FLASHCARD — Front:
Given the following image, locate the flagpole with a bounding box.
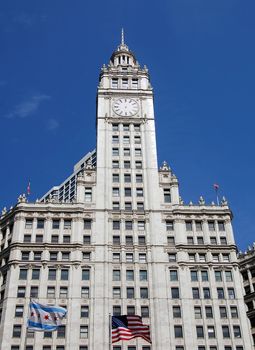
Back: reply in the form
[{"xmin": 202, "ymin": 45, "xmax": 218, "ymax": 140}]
[
  {"xmin": 109, "ymin": 313, "xmax": 112, "ymax": 350},
  {"xmin": 22, "ymin": 299, "xmax": 30, "ymax": 350}
]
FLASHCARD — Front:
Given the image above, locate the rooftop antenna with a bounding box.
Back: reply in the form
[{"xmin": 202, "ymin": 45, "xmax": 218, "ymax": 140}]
[{"xmin": 121, "ymin": 28, "xmax": 125, "ymax": 45}]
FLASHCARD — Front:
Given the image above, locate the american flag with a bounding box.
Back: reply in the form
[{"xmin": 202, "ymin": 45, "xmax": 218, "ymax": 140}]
[{"xmin": 112, "ymin": 315, "xmax": 151, "ymax": 343}]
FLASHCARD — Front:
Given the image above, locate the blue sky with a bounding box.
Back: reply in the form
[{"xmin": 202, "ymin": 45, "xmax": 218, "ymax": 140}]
[{"xmin": 0, "ymin": 0, "xmax": 254, "ymax": 250}]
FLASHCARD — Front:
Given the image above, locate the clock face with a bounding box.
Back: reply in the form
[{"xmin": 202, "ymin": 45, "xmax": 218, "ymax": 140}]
[{"xmin": 113, "ymin": 98, "xmax": 139, "ymax": 117}]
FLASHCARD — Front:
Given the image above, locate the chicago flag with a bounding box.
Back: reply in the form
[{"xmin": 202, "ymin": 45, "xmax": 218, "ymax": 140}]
[{"xmin": 27, "ymin": 301, "xmax": 67, "ymax": 331}]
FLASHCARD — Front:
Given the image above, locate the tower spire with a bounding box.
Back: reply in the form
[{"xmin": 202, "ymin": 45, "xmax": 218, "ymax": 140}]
[{"xmin": 121, "ymin": 28, "xmax": 125, "ymax": 45}]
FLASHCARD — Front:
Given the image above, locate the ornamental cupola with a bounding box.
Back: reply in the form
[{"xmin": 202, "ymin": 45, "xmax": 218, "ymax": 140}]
[{"xmin": 110, "ymin": 29, "xmax": 137, "ymax": 67}]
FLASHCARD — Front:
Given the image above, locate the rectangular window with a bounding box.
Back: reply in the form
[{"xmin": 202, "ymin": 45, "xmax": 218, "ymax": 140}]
[
  {"xmin": 112, "ymin": 188, "xmax": 120, "ymax": 197},
  {"xmin": 63, "ymin": 235, "xmax": 70, "ymax": 243},
  {"xmin": 22, "ymin": 252, "xmax": 29, "ymax": 261},
  {"xmin": 30, "ymin": 286, "xmax": 38, "ymax": 298},
  {"xmin": 113, "ymin": 236, "xmax": 120, "ymax": 246},
  {"xmin": 113, "ymin": 306, "xmax": 121, "ymax": 316},
  {"xmin": 190, "ymin": 270, "xmax": 198, "ymax": 281},
  {"xmin": 112, "ymin": 136, "xmax": 119, "ymax": 144},
  {"xmin": 123, "ymin": 148, "xmax": 130, "ymax": 156},
  {"xmin": 64, "ymin": 219, "xmax": 71, "ymax": 230},
  {"xmin": 215, "ymin": 271, "xmax": 222, "ymax": 282},
  {"xmin": 48, "ymin": 269, "xmax": 56, "ymax": 281},
  {"xmin": 135, "ymin": 161, "xmax": 142, "ymax": 169},
  {"xmin": 113, "ymin": 287, "xmax": 121, "ymax": 299},
  {"xmin": 81, "ymin": 305, "xmax": 89, "ymax": 318},
  {"xmin": 167, "ymin": 236, "xmax": 175, "ymax": 245},
  {"xmin": 218, "ymin": 221, "xmax": 225, "ymax": 231},
  {"xmin": 15, "ymin": 305, "xmax": 24, "ymax": 317},
  {"xmin": 192, "ymin": 288, "xmax": 200, "ymax": 299},
  {"xmin": 124, "ymin": 161, "xmax": 130, "ymax": 169},
  {"xmin": 174, "ymin": 326, "xmax": 183, "ymax": 338},
  {"xmin": 135, "ymin": 148, "xmax": 142, "ymax": 156},
  {"xmin": 125, "ymin": 220, "xmax": 133, "ymax": 230},
  {"xmin": 187, "ymin": 236, "xmax": 194, "ymax": 244},
  {"xmin": 51, "ymin": 235, "xmax": 59, "ymax": 243},
  {"xmin": 52, "ymin": 219, "xmax": 60, "ymax": 229},
  {"xmin": 113, "ymin": 270, "xmax": 121, "ymax": 281},
  {"xmin": 126, "ymin": 270, "xmax": 134, "ymax": 281},
  {"xmin": 208, "ymin": 326, "xmax": 215, "ymax": 338},
  {"xmin": 113, "ymin": 174, "xmax": 119, "ymax": 183},
  {"xmin": 82, "ymin": 269, "xmax": 90, "ymax": 280},
  {"xmin": 62, "ymin": 252, "xmax": 70, "ymax": 261},
  {"xmin": 13, "ymin": 325, "xmax": 22, "ymax": 337},
  {"xmin": 163, "ymin": 189, "xmax": 171, "ymax": 203},
  {"xmin": 81, "ymin": 287, "xmax": 89, "ymax": 299},
  {"xmin": 37, "ymin": 219, "xmax": 44, "ymax": 229},
  {"xmin": 223, "ymin": 254, "xmax": 230, "ymax": 262},
  {"xmin": 138, "ymin": 221, "xmax": 145, "ymax": 230},
  {"xmin": 34, "ymin": 252, "xmax": 41, "ymax": 261},
  {"xmin": 136, "ymin": 174, "xmax": 143, "ymax": 183},
  {"xmin": 19, "ymin": 269, "xmax": 27, "ymax": 280},
  {"xmin": 138, "ymin": 236, "xmax": 146, "ymax": 245},
  {"xmin": 196, "ymin": 326, "xmax": 204, "ymax": 338},
  {"xmin": 139, "ymin": 270, "xmax": 147, "ymax": 281},
  {"xmin": 228, "ymin": 288, "xmax": 235, "ymax": 299},
  {"xmin": 123, "ymin": 136, "xmax": 130, "ymax": 144},
  {"xmin": 126, "ymin": 253, "xmax": 133, "ymax": 262},
  {"xmin": 50, "ymin": 252, "xmax": 58, "ymax": 261},
  {"xmin": 225, "ymin": 271, "xmax": 233, "ymax": 282},
  {"xmin": 83, "ymin": 235, "xmax": 91, "ymax": 244},
  {"xmin": 113, "ymin": 253, "xmax": 121, "ymax": 262},
  {"xmin": 139, "ymin": 253, "xmax": 146, "ymax": 263},
  {"xmin": 230, "ymin": 306, "xmax": 238, "ymax": 318},
  {"xmin": 170, "ymin": 270, "xmax": 178, "ymax": 281},
  {"xmin": 185, "ymin": 221, "xmax": 192, "ymax": 231},
  {"xmin": 134, "ymin": 124, "xmax": 140, "ymax": 131},
  {"xmin": 113, "ymin": 220, "xmax": 120, "ymax": 230},
  {"xmin": 127, "ymin": 306, "xmax": 135, "ymax": 315},
  {"xmin": 220, "ymin": 237, "xmax": 227, "ymax": 245},
  {"xmin": 85, "ymin": 188, "xmax": 92, "ymax": 202},
  {"xmin": 217, "ymin": 288, "xmax": 225, "ymax": 299},
  {"xmin": 141, "ymin": 306, "xmax": 149, "ymax": 318},
  {"xmin": 125, "ymin": 202, "xmax": 132, "ymax": 211},
  {"xmin": 168, "ymin": 253, "xmax": 176, "ymax": 262},
  {"xmin": 57, "ymin": 325, "xmax": 66, "ymax": 338},
  {"xmin": 122, "ymin": 78, "xmax": 128, "ymax": 89},
  {"xmin": 208, "ymin": 221, "xmax": 215, "ymax": 231},
  {"xmin": 140, "ymin": 288, "xmax": 148, "ymax": 299},
  {"xmin": 82, "ymin": 252, "xmax": 91, "ymax": 261},
  {"xmin": 201, "ymin": 270, "xmax": 208, "ymax": 281},
  {"xmin": 47, "ymin": 286, "xmax": 55, "ymax": 298},
  {"xmin": 210, "ymin": 237, "xmax": 217, "ymax": 245},
  {"xmin": 61, "ymin": 269, "xmax": 69, "ymax": 281},
  {"xmin": 112, "ymin": 124, "xmax": 119, "ymax": 132},
  {"xmin": 32, "ymin": 269, "xmax": 40, "ymax": 280},
  {"xmin": 171, "ymin": 287, "xmax": 179, "ymax": 299},
  {"xmin": 205, "ymin": 306, "xmax": 213, "ymax": 318},
  {"xmin": 134, "ymin": 136, "xmax": 141, "ymax": 144},
  {"xmin": 24, "ymin": 234, "xmax": 31, "ymax": 242},
  {"xmin": 136, "ymin": 188, "xmax": 143, "ymax": 197},
  {"xmin": 112, "ymin": 202, "xmax": 120, "ymax": 211},
  {"xmin": 35, "ymin": 235, "xmax": 43, "ymax": 243},
  {"xmin": 197, "ymin": 237, "xmax": 204, "ymax": 244},
  {"xmin": 132, "ymin": 78, "xmax": 138, "ymax": 88},
  {"xmin": 220, "ymin": 306, "xmax": 227, "ymax": 318},
  {"xmin": 173, "ymin": 306, "xmax": 181, "ymax": 318},
  {"xmin": 222, "ymin": 325, "xmax": 230, "ymax": 338},
  {"xmin": 194, "ymin": 306, "xmax": 202, "ymax": 319},
  {"xmin": 127, "ymin": 287, "xmax": 135, "ymax": 299},
  {"xmin": 112, "ymin": 161, "xmax": 119, "ymax": 169},
  {"xmin": 79, "ymin": 325, "xmax": 88, "ymax": 339},
  {"xmin": 124, "ymin": 188, "xmax": 132, "ymax": 197},
  {"xmin": 25, "ymin": 219, "xmax": 33, "ymax": 229},
  {"xmin": 124, "ymin": 174, "xmax": 131, "ymax": 183},
  {"xmin": 195, "ymin": 221, "xmax": 202, "ymax": 231},
  {"xmin": 137, "ymin": 202, "xmax": 144, "ymax": 211},
  {"xmin": 17, "ymin": 286, "xmax": 26, "ymax": 298},
  {"xmin": 112, "ymin": 78, "xmax": 118, "ymax": 88},
  {"xmin": 59, "ymin": 287, "xmax": 68, "ymax": 299},
  {"xmin": 112, "ymin": 148, "xmax": 119, "ymax": 156}
]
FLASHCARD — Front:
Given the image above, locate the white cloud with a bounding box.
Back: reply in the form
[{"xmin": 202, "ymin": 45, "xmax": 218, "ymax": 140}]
[
  {"xmin": 5, "ymin": 94, "xmax": 50, "ymax": 119},
  {"xmin": 46, "ymin": 118, "xmax": 59, "ymax": 131}
]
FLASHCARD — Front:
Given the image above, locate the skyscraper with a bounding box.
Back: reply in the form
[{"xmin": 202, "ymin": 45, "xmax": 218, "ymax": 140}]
[{"xmin": 0, "ymin": 33, "xmax": 253, "ymax": 350}]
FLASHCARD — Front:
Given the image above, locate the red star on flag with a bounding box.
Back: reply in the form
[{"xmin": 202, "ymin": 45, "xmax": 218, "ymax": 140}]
[
  {"xmin": 44, "ymin": 314, "xmax": 49, "ymax": 320},
  {"xmin": 31, "ymin": 312, "xmax": 34, "ymax": 317}
]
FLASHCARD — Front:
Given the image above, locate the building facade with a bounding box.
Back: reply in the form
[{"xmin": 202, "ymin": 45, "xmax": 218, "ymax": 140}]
[
  {"xmin": 0, "ymin": 35, "xmax": 253, "ymax": 350},
  {"xmin": 238, "ymin": 246, "xmax": 255, "ymax": 347}
]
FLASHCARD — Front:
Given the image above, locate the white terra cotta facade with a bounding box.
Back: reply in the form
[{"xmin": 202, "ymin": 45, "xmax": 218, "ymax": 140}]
[{"xmin": 0, "ymin": 35, "xmax": 253, "ymax": 350}]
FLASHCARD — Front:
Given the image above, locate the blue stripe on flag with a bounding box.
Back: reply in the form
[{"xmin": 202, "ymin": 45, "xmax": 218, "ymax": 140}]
[{"xmin": 27, "ymin": 320, "xmax": 58, "ymax": 331}]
